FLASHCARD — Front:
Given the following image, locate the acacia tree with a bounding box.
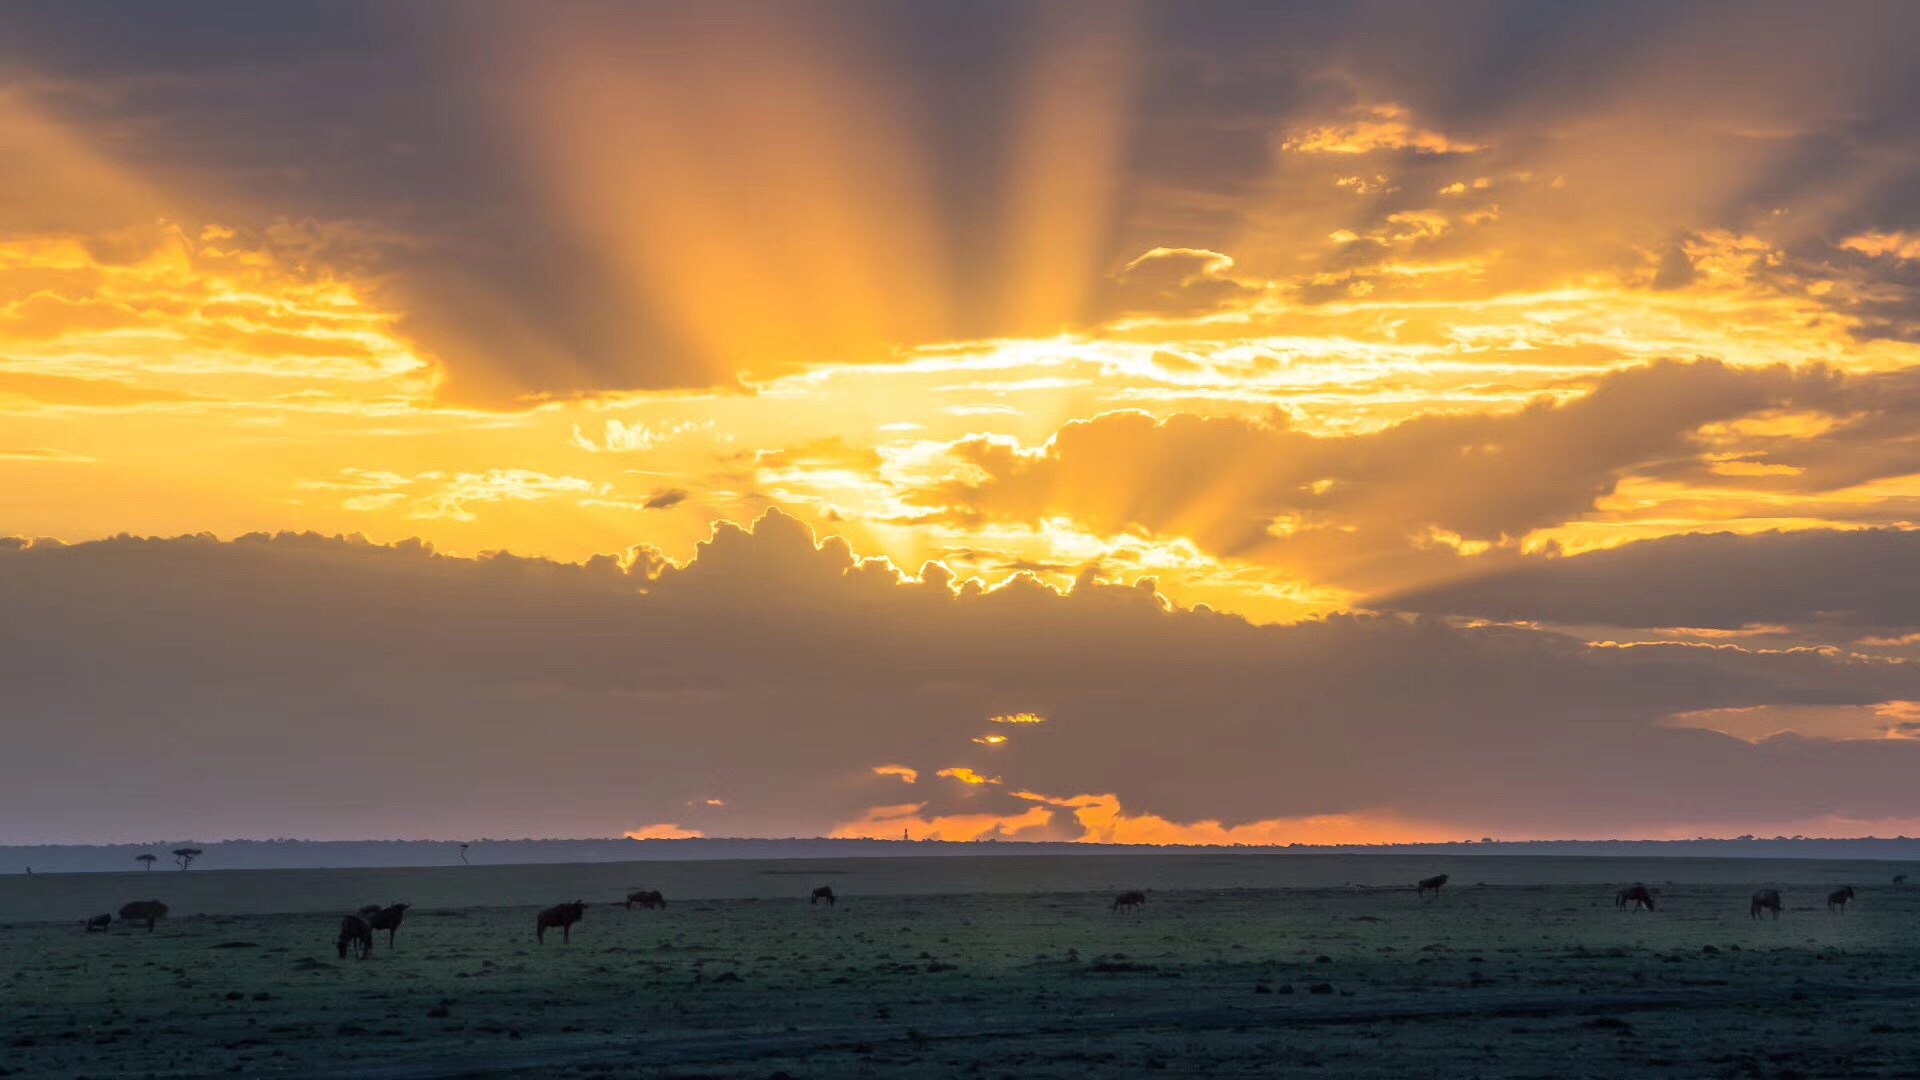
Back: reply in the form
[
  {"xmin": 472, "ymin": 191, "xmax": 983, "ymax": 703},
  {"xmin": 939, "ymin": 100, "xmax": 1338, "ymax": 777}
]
[
  {"xmin": 171, "ymin": 847, "xmax": 203, "ymax": 870},
  {"xmin": 458, "ymin": 843, "xmax": 470, "ymax": 866},
  {"xmin": 136, "ymin": 854, "xmax": 156, "ymax": 871}
]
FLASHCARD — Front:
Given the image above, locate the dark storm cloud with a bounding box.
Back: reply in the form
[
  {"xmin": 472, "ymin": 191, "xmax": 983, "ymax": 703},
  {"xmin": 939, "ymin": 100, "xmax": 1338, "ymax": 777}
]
[
  {"xmin": 1376, "ymin": 528, "xmax": 1920, "ymax": 636},
  {"xmin": 4, "ymin": 512, "xmax": 1920, "ymax": 844}
]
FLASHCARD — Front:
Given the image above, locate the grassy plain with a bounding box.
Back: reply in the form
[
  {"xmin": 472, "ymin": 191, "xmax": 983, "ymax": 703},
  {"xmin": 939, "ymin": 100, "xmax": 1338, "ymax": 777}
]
[{"xmin": 4, "ymin": 854, "xmax": 1918, "ymax": 1078}]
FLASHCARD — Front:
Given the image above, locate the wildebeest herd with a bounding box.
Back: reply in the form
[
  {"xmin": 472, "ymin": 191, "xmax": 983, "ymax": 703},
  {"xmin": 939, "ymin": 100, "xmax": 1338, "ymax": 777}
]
[{"xmin": 80, "ymin": 874, "xmax": 1881, "ymax": 950}]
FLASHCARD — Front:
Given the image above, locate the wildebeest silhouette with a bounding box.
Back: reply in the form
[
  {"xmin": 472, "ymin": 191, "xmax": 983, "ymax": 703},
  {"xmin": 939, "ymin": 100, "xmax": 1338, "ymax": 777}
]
[
  {"xmin": 85, "ymin": 913, "xmax": 111, "ymax": 932},
  {"xmin": 358, "ymin": 902, "xmax": 411, "ymax": 947},
  {"xmin": 337, "ymin": 914, "xmax": 372, "ymax": 959},
  {"xmin": 1750, "ymin": 889, "xmax": 1783, "ymax": 920},
  {"xmin": 1827, "ymin": 886, "xmax": 1856, "ymax": 913},
  {"xmin": 1615, "ymin": 884, "xmax": 1656, "ymax": 911},
  {"xmin": 118, "ymin": 900, "xmax": 168, "ymax": 931},
  {"xmin": 623, "ymin": 889, "xmax": 666, "ymax": 911},
  {"xmin": 811, "ymin": 886, "xmax": 836, "ymax": 906},
  {"xmin": 537, "ymin": 901, "xmax": 587, "ymax": 943},
  {"xmin": 1416, "ymin": 874, "xmax": 1449, "ymax": 900},
  {"xmin": 1896, "ymin": 874, "xmax": 1908, "ymax": 885},
  {"xmin": 1111, "ymin": 890, "xmax": 1147, "ymax": 913}
]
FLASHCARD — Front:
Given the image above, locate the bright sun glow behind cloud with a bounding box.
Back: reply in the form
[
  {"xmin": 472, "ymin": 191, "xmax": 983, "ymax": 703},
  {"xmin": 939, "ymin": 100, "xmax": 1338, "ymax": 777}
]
[{"xmin": 11, "ymin": 3, "xmax": 1920, "ymax": 844}]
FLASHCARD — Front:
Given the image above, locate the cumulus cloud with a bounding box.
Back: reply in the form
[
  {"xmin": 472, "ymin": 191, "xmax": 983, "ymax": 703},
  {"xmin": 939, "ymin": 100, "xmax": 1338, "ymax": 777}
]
[
  {"xmin": 908, "ymin": 359, "xmax": 1853, "ymax": 590},
  {"xmin": 1840, "ymin": 231, "xmax": 1920, "ymax": 261},
  {"xmin": 5, "ymin": 512, "xmax": 1920, "ymax": 844},
  {"xmin": 1281, "ymin": 103, "xmax": 1484, "ymax": 156},
  {"xmin": 1094, "ymin": 248, "xmax": 1261, "ymax": 321}
]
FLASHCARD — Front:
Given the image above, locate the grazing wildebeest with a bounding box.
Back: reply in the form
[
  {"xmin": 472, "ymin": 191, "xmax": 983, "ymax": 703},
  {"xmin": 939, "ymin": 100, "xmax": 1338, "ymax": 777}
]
[
  {"xmin": 358, "ymin": 902, "xmax": 410, "ymax": 947},
  {"xmin": 1827, "ymin": 886, "xmax": 1856, "ymax": 913},
  {"xmin": 1416, "ymin": 874, "xmax": 1449, "ymax": 900},
  {"xmin": 1615, "ymin": 884, "xmax": 1656, "ymax": 911},
  {"xmin": 118, "ymin": 900, "xmax": 168, "ymax": 931},
  {"xmin": 536, "ymin": 901, "xmax": 588, "ymax": 943},
  {"xmin": 85, "ymin": 913, "xmax": 112, "ymax": 932},
  {"xmin": 1111, "ymin": 890, "xmax": 1147, "ymax": 913},
  {"xmin": 623, "ymin": 890, "xmax": 666, "ymax": 911},
  {"xmin": 1750, "ymin": 889, "xmax": 1783, "ymax": 920},
  {"xmin": 337, "ymin": 914, "xmax": 373, "ymax": 959},
  {"xmin": 1896, "ymin": 874, "xmax": 1908, "ymax": 885},
  {"xmin": 810, "ymin": 886, "xmax": 836, "ymax": 907}
]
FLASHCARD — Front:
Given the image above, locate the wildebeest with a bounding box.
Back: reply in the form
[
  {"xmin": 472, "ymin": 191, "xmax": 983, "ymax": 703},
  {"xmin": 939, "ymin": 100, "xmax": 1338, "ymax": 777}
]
[
  {"xmin": 536, "ymin": 901, "xmax": 588, "ymax": 943},
  {"xmin": 623, "ymin": 889, "xmax": 666, "ymax": 911},
  {"xmin": 337, "ymin": 914, "xmax": 373, "ymax": 959},
  {"xmin": 1615, "ymin": 884, "xmax": 1656, "ymax": 911},
  {"xmin": 1111, "ymin": 890, "xmax": 1147, "ymax": 913},
  {"xmin": 1750, "ymin": 889, "xmax": 1783, "ymax": 920},
  {"xmin": 1896, "ymin": 874, "xmax": 1909, "ymax": 885},
  {"xmin": 359, "ymin": 902, "xmax": 411, "ymax": 947},
  {"xmin": 1827, "ymin": 886, "xmax": 1856, "ymax": 913},
  {"xmin": 118, "ymin": 900, "xmax": 168, "ymax": 931},
  {"xmin": 810, "ymin": 886, "xmax": 836, "ymax": 906},
  {"xmin": 1416, "ymin": 874, "xmax": 1449, "ymax": 900},
  {"xmin": 85, "ymin": 913, "xmax": 112, "ymax": 932}
]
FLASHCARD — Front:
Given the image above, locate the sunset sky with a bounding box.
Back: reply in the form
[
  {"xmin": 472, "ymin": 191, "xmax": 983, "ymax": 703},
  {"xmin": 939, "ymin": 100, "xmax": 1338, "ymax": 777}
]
[{"xmin": 9, "ymin": 2, "xmax": 1920, "ymax": 845}]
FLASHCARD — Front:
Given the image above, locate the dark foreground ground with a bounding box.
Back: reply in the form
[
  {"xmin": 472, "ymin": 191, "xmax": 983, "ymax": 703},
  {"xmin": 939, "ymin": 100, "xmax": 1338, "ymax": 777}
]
[{"xmin": 4, "ymin": 855, "xmax": 1918, "ymax": 1078}]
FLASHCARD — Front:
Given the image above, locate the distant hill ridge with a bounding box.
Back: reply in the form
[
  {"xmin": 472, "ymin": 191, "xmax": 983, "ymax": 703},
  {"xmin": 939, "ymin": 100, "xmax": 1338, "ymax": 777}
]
[{"xmin": 7, "ymin": 835, "xmax": 1920, "ymax": 875}]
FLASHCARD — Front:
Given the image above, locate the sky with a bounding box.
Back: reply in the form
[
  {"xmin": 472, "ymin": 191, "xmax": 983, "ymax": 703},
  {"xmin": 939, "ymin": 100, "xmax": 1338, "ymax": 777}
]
[{"xmin": 7, "ymin": 1, "xmax": 1920, "ymax": 844}]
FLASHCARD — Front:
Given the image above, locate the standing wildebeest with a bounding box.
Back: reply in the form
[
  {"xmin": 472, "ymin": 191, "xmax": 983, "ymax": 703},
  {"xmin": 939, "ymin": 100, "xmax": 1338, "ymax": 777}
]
[
  {"xmin": 810, "ymin": 886, "xmax": 837, "ymax": 906},
  {"xmin": 357, "ymin": 902, "xmax": 411, "ymax": 947},
  {"xmin": 536, "ymin": 901, "xmax": 588, "ymax": 943},
  {"xmin": 1827, "ymin": 886, "xmax": 1856, "ymax": 913},
  {"xmin": 1416, "ymin": 874, "xmax": 1449, "ymax": 900},
  {"xmin": 1750, "ymin": 889, "xmax": 1783, "ymax": 920},
  {"xmin": 623, "ymin": 890, "xmax": 666, "ymax": 911},
  {"xmin": 85, "ymin": 913, "xmax": 112, "ymax": 932},
  {"xmin": 1111, "ymin": 890, "xmax": 1147, "ymax": 913},
  {"xmin": 1615, "ymin": 884, "xmax": 1656, "ymax": 911},
  {"xmin": 118, "ymin": 900, "xmax": 168, "ymax": 931},
  {"xmin": 337, "ymin": 914, "xmax": 372, "ymax": 959}
]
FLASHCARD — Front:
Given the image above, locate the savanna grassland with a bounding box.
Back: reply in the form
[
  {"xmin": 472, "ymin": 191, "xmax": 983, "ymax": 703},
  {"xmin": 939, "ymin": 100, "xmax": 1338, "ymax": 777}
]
[{"xmin": 3, "ymin": 855, "xmax": 1918, "ymax": 1078}]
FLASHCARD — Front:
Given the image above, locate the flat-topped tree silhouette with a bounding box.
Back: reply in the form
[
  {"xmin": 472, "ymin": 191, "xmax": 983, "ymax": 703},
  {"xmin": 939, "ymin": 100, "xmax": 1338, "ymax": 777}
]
[
  {"xmin": 136, "ymin": 854, "xmax": 156, "ymax": 871},
  {"xmin": 459, "ymin": 843, "xmax": 470, "ymax": 866},
  {"xmin": 172, "ymin": 847, "xmax": 202, "ymax": 870}
]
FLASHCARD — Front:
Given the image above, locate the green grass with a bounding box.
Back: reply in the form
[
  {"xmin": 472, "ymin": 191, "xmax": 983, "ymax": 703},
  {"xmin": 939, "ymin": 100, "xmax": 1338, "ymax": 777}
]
[{"xmin": 3, "ymin": 856, "xmax": 1917, "ymax": 1077}]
